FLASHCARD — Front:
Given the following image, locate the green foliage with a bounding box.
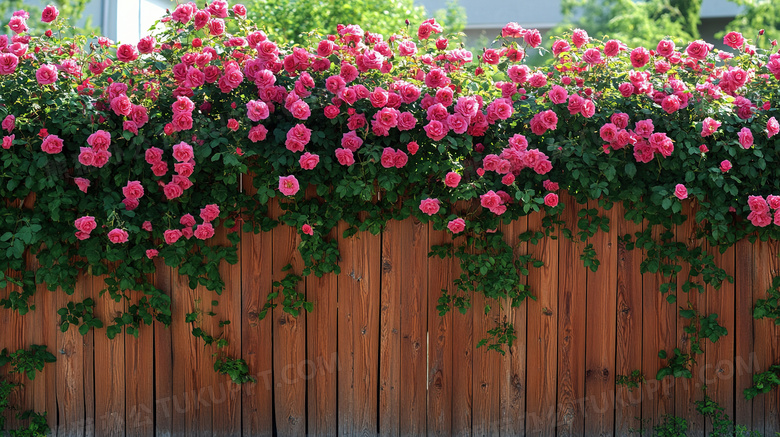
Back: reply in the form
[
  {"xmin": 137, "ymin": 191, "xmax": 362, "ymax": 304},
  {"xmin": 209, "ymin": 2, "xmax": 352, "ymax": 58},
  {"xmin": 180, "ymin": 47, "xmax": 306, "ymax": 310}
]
[
  {"xmin": 476, "ymin": 319, "xmax": 517, "ymax": 355},
  {"xmin": 616, "ymin": 369, "xmax": 646, "ymax": 391},
  {"xmin": 556, "ymin": 0, "xmax": 701, "ymax": 48},
  {"xmin": 213, "ymin": 354, "xmax": 256, "ymax": 385},
  {"xmin": 0, "ymin": 0, "xmax": 97, "ymax": 36},
  {"xmin": 753, "ymin": 274, "xmax": 780, "ymax": 324},
  {"xmin": 744, "ymin": 364, "xmax": 780, "ymax": 400},
  {"xmin": 246, "ymin": 0, "xmax": 428, "ymax": 44},
  {"xmin": 719, "ymin": 0, "xmax": 780, "ymax": 50},
  {"xmin": 57, "ymin": 297, "xmax": 103, "ymax": 335},
  {"xmin": 9, "ymin": 411, "xmax": 51, "ymax": 437},
  {"xmin": 0, "ymin": 346, "xmax": 56, "ymax": 381}
]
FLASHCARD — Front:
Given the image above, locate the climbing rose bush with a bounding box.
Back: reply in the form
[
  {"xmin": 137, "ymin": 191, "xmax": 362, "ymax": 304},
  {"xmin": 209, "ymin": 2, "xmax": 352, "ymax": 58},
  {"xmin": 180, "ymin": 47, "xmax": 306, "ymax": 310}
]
[{"xmin": 2, "ymin": 1, "xmax": 780, "ymax": 346}]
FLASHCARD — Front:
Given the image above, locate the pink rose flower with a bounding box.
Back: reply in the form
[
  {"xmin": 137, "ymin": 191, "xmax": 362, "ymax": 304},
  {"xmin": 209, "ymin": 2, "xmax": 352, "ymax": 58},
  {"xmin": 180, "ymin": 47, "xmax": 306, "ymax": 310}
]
[
  {"xmin": 74, "ymin": 216, "xmax": 97, "ymax": 233},
  {"xmin": 2, "ymin": 135, "xmax": 13, "ymax": 149},
  {"xmin": 1, "ymin": 115, "xmax": 15, "ymax": 132},
  {"xmin": 142, "ymin": 221, "xmax": 153, "ymax": 232},
  {"xmin": 380, "ymin": 148, "xmax": 396, "ymax": 168},
  {"xmin": 116, "ymin": 44, "xmax": 139, "ymax": 62},
  {"xmin": 701, "ymin": 117, "xmax": 721, "ymax": 137},
  {"xmin": 164, "ymin": 229, "xmax": 183, "ymax": 244},
  {"xmin": 279, "ymin": 175, "xmax": 300, "ymax": 196},
  {"xmin": 248, "ymin": 125, "xmax": 268, "ymax": 143},
  {"xmin": 194, "ymin": 223, "xmax": 215, "ymax": 240},
  {"xmin": 630, "ymin": 47, "xmax": 650, "ymax": 68},
  {"xmin": 723, "ymin": 31, "xmax": 744, "ymax": 49},
  {"xmin": 246, "ymin": 100, "xmax": 269, "ymax": 121},
  {"xmin": 444, "ymin": 172, "xmax": 461, "ymax": 188},
  {"xmin": 0, "ymin": 53, "xmax": 19, "ymax": 75},
  {"xmin": 720, "ymin": 160, "xmax": 732, "ymax": 172},
  {"xmin": 738, "ymin": 127, "xmax": 753, "ymax": 149},
  {"xmin": 424, "ymin": 120, "xmax": 448, "ymax": 141},
  {"xmin": 447, "ymin": 218, "xmax": 466, "ymax": 234},
  {"xmin": 172, "ymin": 142, "xmax": 194, "ymax": 162},
  {"xmin": 180, "ymin": 214, "xmax": 196, "ymax": 228},
  {"xmin": 41, "ymin": 134, "xmax": 63, "ymax": 154},
  {"xmin": 108, "ymin": 228, "xmax": 129, "ymax": 244},
  {"xmin": 302, "ymin": 224, "xmax": 314, "ymax": 236},
  {"xmin": 299, "ymin": 152, "xmax": 320, "ymax": 170},
  {"xmin": 394, "ymin": 150, "xmax": 408, "ymax": 168},
  {"xmin": 227, "ymin": 118, "xmax": 239, "ymax": 131},
  {"xmin": 767, "ymin": 117, "xmax": 779, "ymax": 138},
  {"xmin": 634, "ymin": 119, "xmax": 655, "ymax": 138},
  {"xmin": 544, "ymin": 193, "xmax": 559, "ymax": 207},
  {"xmin": 549, "ymin": 85, "xmax": 568, "ymax": 104},
  {"xmin": 748, "ymin": 195, "xmax": 769, "ymax": 214},
  {"xmin": 768, "ymin": 195, "xmax": 780, "ymax": 210},
  {"xmin": 145, "ymin": 147, "xmax": 163, "ymax": 164},
  {"xmin": 524, "ymin": 29, "xmax": 542, "ymax": 48},
  {"xmin": 36, "ymin": 64, "xmax": 58, "ymax": 85},
  {"xmin": 208, "ymin": 19, "xmax": 225, "ymax": 36},
  {"xmin": 146, "ymin": 249, "xmax": 159, "ymax": 259},
  {"xmin": 407, "ymin": 141, "xmax": 419, "ymax": 155},
  {"xmin": 200, "ymin": 204, "xmax": 220, "ymax": 222},
  {"xmin": 163, "ymin": 182, "xmax": 184, "ymax": 200},
  {"xmin": 748, "ymin": 211, "xmax": 771, "ymax": 227},
  {"xmin": 122, "ymin": 181, "xmax": 145, "ymax": 200},
  {"xmin": 674, "ymin": 184, "xmax": 688, "ymax": 200},
  {"xmin": 137, "ymin": 36, "xmax": 155, "ymax": 54},
  {"xmin": 74, "ymin": 177, "xmax": 90, "ymax": 193},
  {"xmin": 419, "ymin": 198, "xmax": 441, "ymax": 216},
  {"xmin": 335, "ymin": 148, "xmax": 355, "ymax": 166},
  {"xmin": 41, "ymin": 5, "xmax": 59, "ymax": 22},
  {"xmin": 87, "ymin": 130, "xmax": 111, "ymax": 150},
  {"xmin": 8, "ymin": 16, "xmax": 28, "ymax": 34},
  {"xmin": 685, "ymin": 40, "xmax": 710, "ymax": 60}
]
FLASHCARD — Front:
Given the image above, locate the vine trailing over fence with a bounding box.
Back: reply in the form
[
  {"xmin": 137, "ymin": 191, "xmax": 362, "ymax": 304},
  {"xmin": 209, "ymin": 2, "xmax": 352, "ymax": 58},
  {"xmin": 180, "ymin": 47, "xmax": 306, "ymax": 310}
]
[{"xmin": 2, "ymin": 1, "xmax": 780, "ymax": 390}]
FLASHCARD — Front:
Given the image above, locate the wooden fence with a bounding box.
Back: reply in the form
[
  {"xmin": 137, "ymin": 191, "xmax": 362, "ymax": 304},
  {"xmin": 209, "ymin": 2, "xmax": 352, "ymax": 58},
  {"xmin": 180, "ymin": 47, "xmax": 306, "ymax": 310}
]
[{"xmin": 1, "ymin": 194, "xmax": 779, "ymax": 436}]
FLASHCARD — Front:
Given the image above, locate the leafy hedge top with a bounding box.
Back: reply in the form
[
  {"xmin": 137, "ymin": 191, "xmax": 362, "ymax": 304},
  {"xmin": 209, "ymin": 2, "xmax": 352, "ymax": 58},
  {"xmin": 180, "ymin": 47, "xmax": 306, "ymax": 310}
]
[{"xmin": 1, "ymin": 1, "xmax": 779, "ymax": 315}]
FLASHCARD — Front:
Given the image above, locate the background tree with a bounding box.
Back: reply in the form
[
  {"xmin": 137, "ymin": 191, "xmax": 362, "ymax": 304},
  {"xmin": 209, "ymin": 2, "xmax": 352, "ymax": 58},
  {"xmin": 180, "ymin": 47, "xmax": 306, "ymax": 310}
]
[
  {"xmin": 1, "ymin": 0, "xmax": 98, "ymax": 36},
  {"xmin": 717, "ymin": 0, "xmax": 780, "ymax": 49},
  {"xmin": 246, "ymin": 0, "xmax": 428, "ymax": 43},
  {"xmin": 553, "ymin": 0, "xmax": 702, "ymax": 48}
]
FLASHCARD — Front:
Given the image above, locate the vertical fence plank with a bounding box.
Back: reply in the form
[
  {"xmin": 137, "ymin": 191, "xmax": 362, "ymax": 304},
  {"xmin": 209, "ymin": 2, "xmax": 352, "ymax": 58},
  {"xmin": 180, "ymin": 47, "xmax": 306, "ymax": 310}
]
[
  {"xmin": 92, "ymin": 274, "xmax": 125, "ymax": 437},
  {"xmin": 152, "ymin": 260, "xmax": 173, "ymax": 437},
  {"xmin": 306, "ymin": 225, "xmax": 339, "ymax": 436},
  {"xmin": 734, "ymin": 237, "xmax": 754, "ymax": 428},
  {"xmin": 400, "ymin": 218, "xmax": 428, "ymax": 435},
  {"xmin": 557, "ymin": 193, "xmax": 587, "ymax": 437},
  {"xmin": 169, "ymin": 269, "xmax": 198, "ymax": 436},
  {"xmin": 583, "ymin": 200, "xmax": 618, "ymax": 436},
  {"xmin": 337, "ymin": 221, "xmax": 355, "ymax": 437},
  {"xmin": 379, "ymin": 220, "xmax": 401, "ymax": 437},
  {"xmin": 125, "ymin": 285, "xmax": 155, "ymax": 437},
  {"xmin": 212, "ymin": 226, "xmax": 243, "ymax": 437},
  {"xmin": 642, "ymin": 223, "xmax": 676, "ymax": 428},
  {"xmin": 240, "ymin": 175, "xmax": 274, "ymax": 437},
  {"xmin": 754, "ymin": 239, "xmax": 780, "ymax": 435},
  {"xmin": 427, "ymin": 225, "xmax": 454, "ymax": 436},
  {"xmin": 338, "ymin": 222, "xmax": 380, "ymax": 435},
  {"xmin": 1, "ymin": 263, "xmax": 29, "ymax": 430},
  {"xmin": 705, "ymin": 242, "xmax": 735, "ymax": 434},
  {"xmin": 526, "ymin": 210, "xmax": 558, "ymax": 436},
  {"xmin": 615, "ymin": 203, "xmax": 643, "ymax": 435},
  {"xmin": 674, "ymin": 202, "xmax": 704, "ymax": 435},
  {"xmin": 499, "ymin": 216, "xmax": 527, "ymax": 435},
  {"xmin": 56, "ymin": 274, "xmax": 86, "ymax": 437},
  {"xmin": 451, "ymin": 242, "xmax": 473, "ymax": 437},
  {"xmin": 271, "ymin": 200, "xmax": 306, "ymax": 437}
]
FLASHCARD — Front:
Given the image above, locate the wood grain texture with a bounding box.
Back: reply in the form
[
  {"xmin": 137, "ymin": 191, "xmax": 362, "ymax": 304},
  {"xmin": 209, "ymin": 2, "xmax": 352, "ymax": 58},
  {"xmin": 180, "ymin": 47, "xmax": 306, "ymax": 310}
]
[
  {"xmin": 499, "ymin": 216, "xmax": 527, "ymax": 436},
  {"xmin": 306, "ymin": 225, "xmax": 339, "ymax": 436},
  {"xmin": 338, "ymin": 221, "xmax": 381, "ymax": 436},
  {"xmin": 152, "ymin": 259, "xmax": 173, "ymax": 437},
  {"xmin": 92, "ymin": 273, "xmax": 126, "ymax": 437},
  {"xmin": 734, "ymin": 238, "xmax": 754, "ymax": 429},
  {"xmin": 271, "ymin": 200, "xmax": 306, "ymax": 437},
  {"xmin": 427, "ymin": 226, "xmax": 454, "ymax": 437},
  {"xmin": 240, "ymin": 174, "xmax": 274, "ymax": 437},
  {"xmin": 556, "ymin": 194, "xmax": 588, "ymax": 437},
  {"xmin": 212, "ymin": 226, "xmax": 243, "ymax": 437},
  {"xmin": 674, "ymin": 202, "xmax": 704, "ymax": 436},
  {"xmin": 526, "ymin": 210, "xmax": 558, "ymax": 436},
  {"xmin": 615, "ymin": 203, "xmax": 643, "ymax": 435},
  {"xmin": 379, "ymin": 220, "xmax": 401, "ymax": 437},
  {"xmin": 641, "ymin": 223, "xmax": 676, "ymax": 428},
  {"xmin": 583, "ymin": 200, "xmax": 618, "ymax": 437}
]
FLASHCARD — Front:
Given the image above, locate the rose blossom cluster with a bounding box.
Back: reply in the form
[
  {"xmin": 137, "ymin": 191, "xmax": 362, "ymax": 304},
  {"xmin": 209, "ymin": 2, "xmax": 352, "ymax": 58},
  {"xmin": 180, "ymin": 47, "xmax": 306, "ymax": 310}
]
[
  {"xmin": 746, "ymin": 195, "xmax": 780, "ymax": 227},
  {"xmin": 78, "ymin": 130, "xmax": 112, "ymax": 168}
]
